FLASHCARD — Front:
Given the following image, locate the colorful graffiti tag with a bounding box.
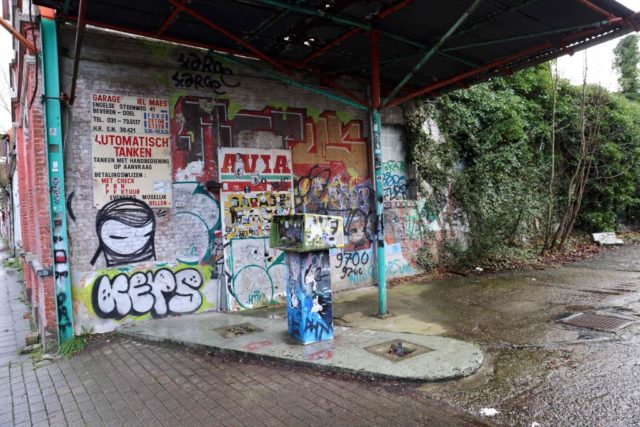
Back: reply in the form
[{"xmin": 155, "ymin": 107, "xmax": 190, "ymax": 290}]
[
  {"xmin": 286, "ymin": 251, "xmax": 333, "ymax": 344},
  {"xmin": 90, "ymin": 265, "xmax": 210, "ymax": 319},
  {"xmin": 170, "ymin": 96, "xmax": 374, "ymax": 299}
]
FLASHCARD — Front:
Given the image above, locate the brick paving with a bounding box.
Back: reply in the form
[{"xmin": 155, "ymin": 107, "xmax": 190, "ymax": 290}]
[
  {"xmin": 1, "ymin": 263, "xmax": 488, "ymax": 427},
  {"xmin": 0, "ymin": 264, "xmax": 31, "ymax": 368}
]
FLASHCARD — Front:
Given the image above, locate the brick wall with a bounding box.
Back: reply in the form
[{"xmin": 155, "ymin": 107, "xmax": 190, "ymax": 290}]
[{"xmin": 16, "ymin": 57, "xmax": 58, "ymax": 348}]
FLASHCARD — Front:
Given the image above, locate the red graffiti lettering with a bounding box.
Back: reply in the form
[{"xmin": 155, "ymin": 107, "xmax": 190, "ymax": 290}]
[
  {"xmin": 306, "ymin": 349, "xmax": 333, "ymax": 361},
  {"xmin": 245, "ymin": 341, "xmax": 273, "ymax": 351}
]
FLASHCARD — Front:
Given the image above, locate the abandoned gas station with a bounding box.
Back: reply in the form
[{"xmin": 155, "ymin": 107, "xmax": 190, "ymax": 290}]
[{"xmin": 2, "ymin": 0, "xmax": 639, "ymax": 349}]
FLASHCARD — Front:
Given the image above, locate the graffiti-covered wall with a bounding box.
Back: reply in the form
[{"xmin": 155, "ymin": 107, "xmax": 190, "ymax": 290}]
[
  {"xmin": 380, "ymin": 122, "xmax": 468, "ymax": 275},
  {"xmin": 59, "ymin": 27, "xmax": 375, "ymax": 332}
]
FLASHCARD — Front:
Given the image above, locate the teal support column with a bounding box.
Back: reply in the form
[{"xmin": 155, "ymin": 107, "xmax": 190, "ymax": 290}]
[
  {"xmin": 40, "ymin": 16, "xmax": 74, "ymax": 343},
  {"xmin": 371, "ymin": 109, "xmax": 387, "ymax": 316},
  {"xmin": 369, "ymin": 29, "xmax": 387, "ymax": 317}
]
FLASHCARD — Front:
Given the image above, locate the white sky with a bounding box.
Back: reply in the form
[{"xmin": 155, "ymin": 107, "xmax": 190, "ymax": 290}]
[
  {"xmin": 1, "ymin": 1, "xmax": 640, "ymax": 131},
  {"xmin": 557, "ymin": 0, "xmax": 640, "ymax": 90}
]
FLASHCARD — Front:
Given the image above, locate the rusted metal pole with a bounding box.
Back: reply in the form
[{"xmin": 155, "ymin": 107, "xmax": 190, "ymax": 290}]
[
  {"xmin": 0, "ymin": 18, "xmax": 36, "ymax": 54},
  {"xmin": 68, "ymin": 0, "xmax": 86, "ymax": 105},
  {"xmin": 166, "ymin": 0, "xmax": 291, "ymax": 75}
]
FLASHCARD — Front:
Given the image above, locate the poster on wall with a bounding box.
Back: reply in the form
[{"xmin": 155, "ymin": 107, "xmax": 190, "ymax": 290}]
[
  {"xmin": 91, "ymin": 93, "xmax": 172, "ymax": 208},
  {"xmin": 218, "ymin": 147, "xmax": 294, "ymax": 242},
  {"xmin": 218, "ymin": 147, "xmax": 294, "ymax": 310}
]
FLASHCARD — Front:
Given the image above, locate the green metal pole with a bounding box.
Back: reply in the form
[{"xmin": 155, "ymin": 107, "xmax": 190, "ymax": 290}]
[
  {"xmin": 370, "ymin": 30, "xmax": 387, "ymax": 317},
  {"xmin": 40, "ymin": 16, "xmax": 74, "ymax": 344},
  {"xmin": 372, "ymin": 109, "xmax": 387, "ymax": 316}
]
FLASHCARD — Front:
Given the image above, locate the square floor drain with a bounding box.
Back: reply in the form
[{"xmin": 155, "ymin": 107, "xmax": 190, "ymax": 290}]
[
  {"xmin": 215, "ymin": 323, "xmax": 262, "ymax": 338},
  {"xmin": 559, "ymin": 313, "xmax": 634, "ymax": 332},
  {"xmin": 364, "ymin": 339, "xmax": 432, "ymax": 362}
]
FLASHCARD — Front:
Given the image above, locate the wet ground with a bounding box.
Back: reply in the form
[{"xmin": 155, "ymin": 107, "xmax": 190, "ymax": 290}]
[
  {"xmin": 0, "ymin": 257, "xmax": 488, "ymax": 426},
  {"xmin": 7, "ymin": 244, "xmax": 640, "ymax": 425},
  {"xmin": 252, "ymin": 245, "xmax": 640, "ymax": 426}
]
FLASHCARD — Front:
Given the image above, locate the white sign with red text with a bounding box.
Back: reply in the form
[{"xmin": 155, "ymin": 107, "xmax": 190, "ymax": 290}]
[{"xmin": 91, "ymin": 93, "xmax": 172, "ymax": 208}]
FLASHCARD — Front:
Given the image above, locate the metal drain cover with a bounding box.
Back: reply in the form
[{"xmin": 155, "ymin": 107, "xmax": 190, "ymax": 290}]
[
  {"xmin": 364, "ymin": 339, "xmax": 432, "ymax": 362},
  {"xmin": 559, "ymin": 313, "xmax": 634, "ymax": 332},
  {"xmin": 215, "ymin": 323, "xmax": 262, "ymax": 338}
]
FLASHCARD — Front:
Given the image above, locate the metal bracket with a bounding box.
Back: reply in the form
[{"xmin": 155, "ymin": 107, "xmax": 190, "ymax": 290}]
[{"xmin": 37, "ymin": 268, "xmax": 53, "ymax": 278}]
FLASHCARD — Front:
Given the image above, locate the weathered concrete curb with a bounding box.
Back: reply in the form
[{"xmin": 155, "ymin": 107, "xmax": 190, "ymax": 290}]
[{"xmin": 118, "ymin": 312, "xmax": 483, "ymax": 382}]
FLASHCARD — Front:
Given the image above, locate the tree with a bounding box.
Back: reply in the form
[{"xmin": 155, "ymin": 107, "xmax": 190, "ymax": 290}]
[{"xmin": 613, "ymin": 34, "xmax": 640, "ymax": 99}]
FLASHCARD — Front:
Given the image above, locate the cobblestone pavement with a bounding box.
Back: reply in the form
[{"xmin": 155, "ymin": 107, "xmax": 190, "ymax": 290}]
[{"xmin": 0, "ymin": 266, "xmax": 488, "ymax": 427}]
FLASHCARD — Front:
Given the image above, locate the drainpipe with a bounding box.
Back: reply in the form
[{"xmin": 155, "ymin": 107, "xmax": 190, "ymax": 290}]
[
  {"xmin": 370, "ymin": 30, "xmax": 387, "ymax": 317},
  {"xmin": 0, "ymin": 18, "xmax": 36, "ymax": 54},
  {"xmin": 40, "ymin": 10, "xmax": 74, "ymax": 344}
]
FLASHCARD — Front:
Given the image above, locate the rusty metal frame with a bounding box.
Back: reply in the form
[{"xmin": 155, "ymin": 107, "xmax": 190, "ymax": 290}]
[
  {"xmin": 381, "ymin": 0, "xmax": 484, "ymax": 107},
  {"xmin": 157, "ymin": 0, "xmax": 187, "ymax": 35},
  {"xmin": 297, "ymin": 0, "xmax": 414, "ymax": 67},
  {"xmin": 55, "ymin": 0, "xmax": 637, "ymax": 110},
  {"xmin": 67, "ymin": 0, "xmax": 86, "ymax": 104},
  {"xmin": 165, "ymin": 0, "xmax": 291, "ymax": 74},
  {"xmin": 385, "ymin": 15, "xmax": 632, "ymax": 108},
  {"xmin": 0, "ymin": 17, "xmax": 36, "ymax": 53}
]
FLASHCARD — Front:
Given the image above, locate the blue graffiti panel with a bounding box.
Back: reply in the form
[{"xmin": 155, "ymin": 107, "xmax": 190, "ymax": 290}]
[{"xmin": 286, "ymin": 251, "xmax": 333, "ymax": 344}]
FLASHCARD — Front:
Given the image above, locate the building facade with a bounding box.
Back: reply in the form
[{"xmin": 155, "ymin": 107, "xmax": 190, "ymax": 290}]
[{"xmin": 6, "ymin": 5, "xmax": 450, "ymax": 348}]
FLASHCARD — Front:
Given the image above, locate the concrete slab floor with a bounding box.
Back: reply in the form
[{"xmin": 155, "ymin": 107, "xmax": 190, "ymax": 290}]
[
  {"xmin": 0, "ymin": 250, "xmax": 489, "ymax": 426},
  {"xmin": 240, "ymin": 245, "xmax": 640, "ymax": 425},
  {"xmin": 118, "ymin": 312, "xmax": 484, "ymax": 382}
]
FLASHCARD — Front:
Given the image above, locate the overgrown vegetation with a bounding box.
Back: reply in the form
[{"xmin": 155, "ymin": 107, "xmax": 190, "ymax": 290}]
[
  {"xmin": 58, "ymin": 336, "xmax": 87, "ymax": 358},
  {"xmin": 403, "ymin": 42, "xmax": 640, "ymax": 268},
  {"xmin": 3, "ymin": 257, "xmax": 22, "ymax": 270}
]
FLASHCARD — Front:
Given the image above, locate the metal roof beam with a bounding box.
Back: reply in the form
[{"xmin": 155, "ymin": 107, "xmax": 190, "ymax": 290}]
[
  {"xmin": 382, "ymin": 0, "xmax": 484, "ymax": 107},
  {"xmin": 386, "ymin": 17, "xmax": 629, "ymax": 108},
  {"xmin": 323, "ymin": 0, "xmax": 542, "ymax": 75},
  {"xmin": 59, "ymin": 14, "xmax": 272, "ymax": 63},
  {"xmin": 454, "ymin": 0, "xmax": 542, "ymax": 38},
  {"xmin": 158, "ymin": 0, "xmax": 187, "ymax": 35},
  {"xmin": 207, "ymin": 49, "xmax": 368, "ymax": 111},
  {"xmin": 165, "ymin": 0, "xmax": 291, "ymax": 75},
  {"xmin": 443, "ymin": 19, "xmax": 611, "ymax": 52},
  {"xmin": 574, "ymin": 0, "xmax": 616, "ymax": 19},
  {"xmin": 67, "ymin": 0, "xmax": 86, "ymax": 104},
  {"xmin": 330, "ymin": 49, "xmax": 480, "ymax": 77},
  {"xmin": 298, "ymin": 0, "xmax": 414, "ymax": 67},
  {"xmin": 251, "ymin": 0, "xmax": 481, "ymax": 75},
  {"xmin": 241, "ymin": 9, "xmax": 291, "ymax": 44},
  {"xmin": 248, "ymin": 0, "xmax": 371, "ymax": 30}
]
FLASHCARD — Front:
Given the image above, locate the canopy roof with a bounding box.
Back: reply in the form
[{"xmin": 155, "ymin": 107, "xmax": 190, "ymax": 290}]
[{"xmin": 34, "ymin": 0, "xmax": 640, "ymax": 108}]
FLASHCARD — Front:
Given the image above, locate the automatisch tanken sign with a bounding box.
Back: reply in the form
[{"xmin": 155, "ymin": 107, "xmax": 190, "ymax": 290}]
[{"xmin": 91, "ymin": 93, "xmax": 172, "ymax": 208}]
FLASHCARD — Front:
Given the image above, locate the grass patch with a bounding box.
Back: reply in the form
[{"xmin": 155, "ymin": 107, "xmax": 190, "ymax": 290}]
[
  {"xmin": 3, "ymin": 257, "xmax": 22, "ymax": 270},
  {"xmin": 29, "ymin": 345, "xmax": 44, "ymax": 363},
  {"xmin": 58, "ymin": 336, "xmax": 87, "ymax": 359}
]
